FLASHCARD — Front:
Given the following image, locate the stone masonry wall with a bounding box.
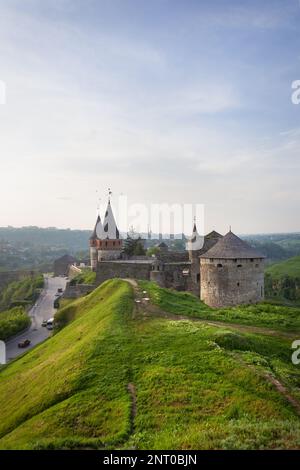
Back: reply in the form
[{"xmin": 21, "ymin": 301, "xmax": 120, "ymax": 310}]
[
  {"xmin": 63, "ymin": 283, "xmax": 95, "ymax": 299},
  {"xmin": 96, "ymin": 261, "xmax": 152, "ymax": 285},
  {"xmin": 200, "ymin": 258, "xmax": 264, "ymax": 307}
]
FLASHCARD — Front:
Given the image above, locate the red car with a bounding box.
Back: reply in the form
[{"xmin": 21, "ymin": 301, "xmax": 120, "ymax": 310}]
[{"xmin": 18, "ymin": 339, "xmax": 31, "ymax": 348}]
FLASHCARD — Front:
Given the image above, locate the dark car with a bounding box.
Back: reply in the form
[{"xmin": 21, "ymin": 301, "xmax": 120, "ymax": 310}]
[
  {"xmin": 57, "ymin": 288, "xmax": 63, "ymax": 293},
  {"xmin": 18, "ymin": 339, "xmax": 31, "ymax": 348},
  {"xmin": 54, "ymin": 296, "xmax": 61, "ymax": 309}
]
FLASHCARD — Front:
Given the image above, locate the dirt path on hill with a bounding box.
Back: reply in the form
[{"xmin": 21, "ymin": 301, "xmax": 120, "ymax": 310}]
[
  {"xmin": 124, "ymin": 278, "xmax": 300, "ymax": 416},
  {"xmin": 127, "ymin": 382, "xmax": 137, "ymax": 430}
]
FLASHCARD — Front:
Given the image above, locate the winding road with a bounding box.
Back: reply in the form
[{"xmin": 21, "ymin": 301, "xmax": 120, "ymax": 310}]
[{"xmin": 5, "ymin": 275, "xmax": 67, "ymax": 362}]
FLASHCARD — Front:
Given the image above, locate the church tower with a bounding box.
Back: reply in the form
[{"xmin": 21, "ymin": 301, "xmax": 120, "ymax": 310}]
[{"xmin": 97, "ymin": 198, "xmax": 123, "ymax": 261}]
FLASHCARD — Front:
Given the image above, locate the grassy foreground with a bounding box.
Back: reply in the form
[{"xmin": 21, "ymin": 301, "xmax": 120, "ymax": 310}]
[{"xmin": 0, "ymin": 279, "xmax": 300, "ymax": 449}]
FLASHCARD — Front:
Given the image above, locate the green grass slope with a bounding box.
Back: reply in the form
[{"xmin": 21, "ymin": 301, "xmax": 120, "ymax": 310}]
[
  {"xmin": 139, "ymin": 280, "xmax": 300, "ymax": 332},
  {"xmin": 266, "ymin": 256, "xmax": 300, "ymax": 279},
  {"xmin": 69, "ymin": 269, "xmax": 96, "ymax": 286},
  {"xmin": 0, "ymin": 279, "xmax": 300, "ymax": 449},
  {"xmin": 265, "ymin": 256, "xmax": 300, "ymax": 303},
  {"xmin": 0, "ymin": 280, "xmax": 134, "ymax": 449}
]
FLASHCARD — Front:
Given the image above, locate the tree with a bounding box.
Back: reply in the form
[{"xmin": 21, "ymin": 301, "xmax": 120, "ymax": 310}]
[
  {"xmin": 147, "ymin": 246, "xmax": 160, "ymax": 257},
  {"xmin": 124, "ymin": 236, "xmax": 146, "ymax": 256}
]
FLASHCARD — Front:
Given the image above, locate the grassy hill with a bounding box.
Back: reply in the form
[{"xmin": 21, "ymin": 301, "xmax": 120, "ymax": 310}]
[
  {"xmin": 267, "ymin": 256, "xmax": 300, "ymax": 279},
  {"xmin": 0, "ymin": 279, "xmax": 300, "ymax": 449},
  {"xmin": 139, "ymin": 280, "xmax": 300, "ymax": 331},
  {"xmin": 69, "ymin": 269, "xmax": 96, "ymax": 286},
  {"xmin": 265, "ymin": 256, "xmax": 300, "ymax": 302}
]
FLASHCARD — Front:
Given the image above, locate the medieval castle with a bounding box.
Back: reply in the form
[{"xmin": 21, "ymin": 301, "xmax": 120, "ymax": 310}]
[{"xmin": 90, "ymin": 198, "xmax": 265, "ymax": 308}]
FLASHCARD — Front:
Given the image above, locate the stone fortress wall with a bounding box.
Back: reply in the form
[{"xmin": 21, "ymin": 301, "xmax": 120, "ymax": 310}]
[{"xmin": 200, "ymin": 257, "xmax": 265, "ymax": 307}]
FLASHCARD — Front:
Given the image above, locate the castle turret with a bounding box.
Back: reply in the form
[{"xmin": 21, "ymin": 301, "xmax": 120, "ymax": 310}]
[
  {"xmin": 187, "ymin": 223, "xmax": 223, "ymax": 294},
  {"xmin": 187, "ymin": 221, "xmax": 204, "ymax": 260},
  {"xmin": 90, "ymin": 214, "xmax": 102, "ymax": 270},
  {"xmin": 97, "ymin": 199, "xmax": 123, "ymax": 261},
  {"xmin": 200, "ymin": 230, "xmax": 265, "ymax": 307}
]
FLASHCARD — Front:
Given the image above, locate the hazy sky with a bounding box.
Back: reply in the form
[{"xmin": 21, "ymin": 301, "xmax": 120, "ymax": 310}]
[{"xmin": 0, "ymin": 0, "xmax": 300, "ymax": 234}]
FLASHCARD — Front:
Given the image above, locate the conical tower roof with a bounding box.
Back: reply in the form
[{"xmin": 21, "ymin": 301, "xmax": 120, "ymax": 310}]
[
  {"xmin": 102, "ymin": 199, "xmax": 120, "ymax": 239},
  {"xmin": 186, "ymin": 221, "xmax": 204, "ymax": 251},
  {"xmin": 90, "ymin": 214, "xmax": 103, "ymax": 240},
  {"xmin": 200, "ymin": 231, "xmax": 265, "ymax": 259},
  {"xmin": 205, "ymin": 230, "xmax": 223, "ymax": 239}
]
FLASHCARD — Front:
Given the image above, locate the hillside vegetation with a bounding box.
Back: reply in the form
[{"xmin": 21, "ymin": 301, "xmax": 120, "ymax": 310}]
[
  {"xmin": 267, "ymin": 256, "xmax": 300, "ymax": 279},
  {"xmin": 265, "ymin": 256, "xmax": 300, "ymax": 302},
  {"xmin": 0, "ymin": 307, "xmax": 31, "ymax": 341},
  {"xmin": 139, "ymin": 281, "xmax": 300, "ymax": 332},
  {"xmin": 0, "ymin": 279, "xmax": 300, "ymax": 449},
  {"xmin": 0, "ymin": 274, "xmax": 44, "ymax": 340},
  {"xmin": 0, "ymin": 274, "xmax": 44, "ymax": 311},
  {"xmin": 69, "ymin": 269, "xmax": 96, "ymax": 286}
]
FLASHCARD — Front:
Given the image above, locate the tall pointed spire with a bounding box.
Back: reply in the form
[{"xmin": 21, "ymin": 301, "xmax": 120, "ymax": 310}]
[
  {"xmin": 192, "ymin": 216, "xmax": 197, "ymax": 234},
  {"xmin": 186, "ymin": 218, "xmax": 204, "ymax": 252},
  {"xmin": 102, "ymin": 197, "xmax": 120, "ymax": 239}
]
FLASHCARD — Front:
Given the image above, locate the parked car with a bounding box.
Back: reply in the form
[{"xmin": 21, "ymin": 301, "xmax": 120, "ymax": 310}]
[
  {"xmin": 41, "ymin": 320, "xmax": 47, "ymax": 327},
  {"xmin": 18, "ymin": 339, "xmax": 31, "ymax": 348},
  {"xmin": 46, "ymin": 318, "xmax": 54, "ymax": 330},
  {"xmin": 54, "ymin": 296, "xmax": 61, "ymax": 309},
  {"xmin": 57, "ymin": 288, "xmax": 63, "ymax": 293}
]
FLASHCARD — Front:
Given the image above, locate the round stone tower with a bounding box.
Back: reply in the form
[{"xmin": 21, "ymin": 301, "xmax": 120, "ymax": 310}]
[{"xmin": 200, "ymin": 231, "xmax": 265, "ymax": 308}]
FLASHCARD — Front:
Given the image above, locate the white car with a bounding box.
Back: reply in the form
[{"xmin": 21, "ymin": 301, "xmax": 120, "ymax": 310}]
[{"xmin": 46, "ymin": 318, "xmax": 54, "ymax": 330}]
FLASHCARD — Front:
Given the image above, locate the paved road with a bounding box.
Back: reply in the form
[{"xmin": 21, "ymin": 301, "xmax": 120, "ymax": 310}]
[{"xmin": 5, "ymin": 275, "xmax": 67, "ymax": 362}]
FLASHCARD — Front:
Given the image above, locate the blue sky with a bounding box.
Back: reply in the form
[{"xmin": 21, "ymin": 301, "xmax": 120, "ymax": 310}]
[{"xmin": 0, "ymin": 0, "xmax": 300, "ymax": 234}]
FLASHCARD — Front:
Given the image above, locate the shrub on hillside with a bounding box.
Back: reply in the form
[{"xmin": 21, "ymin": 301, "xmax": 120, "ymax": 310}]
[
  {"xmin": 0, "ymin": 274, "xmax": 44, "ymax": 311},
  {"xmin": 0, "ymin": 307, "xmax": 31, "ymax": 341}
]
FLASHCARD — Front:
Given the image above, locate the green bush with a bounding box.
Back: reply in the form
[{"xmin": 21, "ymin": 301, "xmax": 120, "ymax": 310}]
[
  {"xmin": 0, "ymin": 307, "xmax": 31, "ymax": 341},
  {"xmin": 0, "ymin": 275, "xmax": 44, "ymax": 311},
  {"xmin": 69, "ymin": 270, "xmax": 96, "ymax": 286}
]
